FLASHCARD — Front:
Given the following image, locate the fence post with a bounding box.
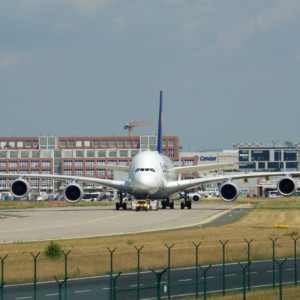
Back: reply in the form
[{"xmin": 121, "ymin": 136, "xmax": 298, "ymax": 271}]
[
  {"xmin": 112, "ymin": 272, "xmax": 122, "ymax": 300},
  {"xmin": 275, "ymin": 259, "xmax": 287, "ymax": 300},
  {"xmin": 199, "ymin": 264, "xmax": 211, "ymax": 300},
  {"xmin": 30, "ymin": 252, "xmax": 40, "ymax": 300},
  {"xmin": 244, "ymin": 239, "xmax": 253, "ymax": 291},
  {"xmin": 193, "ymin": 242, "xmax": 202, "ymax": 299},
  {"xmin": 290, "ymin": 235, "xmax": 299, "ymax": 287},
  {"xmin": 269, "ymin": 237, "xmax": 278, "ymax": 289},
  {"xmin": 238, "ymin": 262, "xmax": 251, "ymax": 300},
  {"xmin": 0, "ymin": 255, "xmax": 8, "ymax": 300},
  {"xmin": 61, "ymin": 250, "xmax": 71, "ymax": 300},
  {"xmin": 150, "ymin": 268, "xmax": 168, "ymax": 300},
  {"xmin": 219, "ymin": 240, "xmax": 228, "ymax": 296},
  {"xmin": 134, "ymin": 246, "xmax": 144, "ymax": 300},
  {"xmin": 164, "ymin": 243, "xmax": 174, "ymax": 300},
  {"xmin": 54, "ymin": 276, "xmax": 66, "ymax": 300},
  {"xmin": 107, "ymin": 247, "xmax": 116, "ymax": 300}
]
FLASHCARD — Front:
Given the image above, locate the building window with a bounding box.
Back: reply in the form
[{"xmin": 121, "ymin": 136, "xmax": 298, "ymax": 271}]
[
  {"xmin": 26, "ymin": 140, "xmax": 31, "ymax": 147},
  {"xmin": 31, "ymin": 161, "xmax": 40, "ymax": 168},
  {"xmin": 8, "ymin": 161, "xmax": 18, "ymax": 168},
  {"xmin": 239, "ymin": 150, "xmax": 249, "ymax": 161},
  {"xmin": 42, "ymin": 169, "xmax": 51, "ymax": 174},
  {"xmin": 42, "ymin": 161, "xmax": 51, "ymax": 167},
  {"xmin": 0, "ymin": 179, "xmax": 6, "ymax": 187},
  {"xmin": 258, "ymin": 162, "xmax": 265, "ymax": 170},
  {"xmin": 251, "ymin": 150, "xmax": 270, "ymax": 161},
  {"xmin": 17, "ymin": 141, "xmax": 24, "ymax": 147},
  {"xmin": 9, "ymin": 170, "xmax": 18, "ymax": 174},
  {"xmin": 184, "ymin": 159, "xmax": 194, "ymax": 166},
  {"xmin": 31, "ymin": 179, "xmax": 40, "ymax": 187},
  {"xmin": 108, "ymin": 160, "xmax": 117, "ymax": 165},
  {"xmin": 75, "ymin": 160, "xmax": 84, "ymax": 167},
  {"xmin": 97, "ymin": 169, "xmax": 106, "ymax": 176},
  {"xmin": 93, "ymin": 140, "xmax": 99, "ymax": 147},
  {"xmin": 284, "ymin": 150, "xmax": 297, "ymax": 161},
  {"xmin": 109, "ymin": 140, "xmax": 116, "ymax": 147},
  {"xmin": 126, "ymin": 140, "xmax": 131, "ymax": 147},
  {"xmin": 20, "ymin": 170, "xmax": 29, "ymax": 174},
  {"xmin": 119, "ymin": 160, "xmax": 128, "ymax": 166},
  {"xmin": 168, "ymin": 149, "xmax": 174, "ymax": 157},
  {"xmin": 239, "ymin": 163, "xmax": 256, "ymax": 171},
  {"xmin": 86, "ymin": 169, "xmax": 94, "ymax": 176},
  {"xmin": 31, "ymin": 170, "xmax": 40, "ymax": 174},
  {"xmin": 96, "ymin": 160, "xmax": 105, "ymax": 165},
  {"xmin": 98, "ymin": 150, "xmax": 106, "ymax": 157},
  {"xmin": 101, "ymin": 140, "xmax": 107, "ymax": 147},
  {"xmin": 168, "ymin": 139, "xmax": 174, "ymax": 146},
  {"xmin": 41, "ymin": 179, "xmax": 51, "ymax": 187},
  {"xmin": 84, "ymin": 140, "xmax": 91, "ymax": 147},
  {"xmin": 60, "ymin": 140, "xmax": 66, "ymax": 147},
  {"xmin": 75, "ymin": 169, "xmax": 84, "ymax": 176},
  {"xmin": 64, "ymin": 170, "xmax": 73, "ymax": 176},
  {"xmin": 76, "ymin": 140, "xmax": 82, "ymax": 147},
  {"xmin": 0, "ymin": 161, "xmax": 6, "ymax": 168},
  {"xmin": 267, "ymin": 162, "xmax": 281, "ymax": 170},
  {"xmin": 274, "ymin": 150, "xmax": 281, "ymax": 161},
  {"xmin": 20, "ymin": 161, "xmax": 29, "ymax": 168},
  {"xmin": 9, "ymin": 141, "xmax": 15, "ymax": 148},
  {"xmin": 286, "ymin": 162, "xmax": 298, "ymax": 170},
  {"xmin": 133, "ymin": 140, "xmax": 139, "ymax": 147},
  {"xmin": 117, "ymin": 140, "xmax": 123, "ymax": 147},
  {"xmin": 64, "ymin": 161, "xmax": 73, "ymax": 167},
  {"xmin": 68, "ymin": 140, "xmax": 74, "ymax": 147},
  {"xmin": 86, "ymin": 160, "xmax": 94, "ymax": 167}
]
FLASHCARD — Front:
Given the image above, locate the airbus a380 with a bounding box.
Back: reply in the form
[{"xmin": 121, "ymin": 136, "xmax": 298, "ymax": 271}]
[{"xmin": 1, "ymin": 91, "xmax": 300, "ymax": 210}]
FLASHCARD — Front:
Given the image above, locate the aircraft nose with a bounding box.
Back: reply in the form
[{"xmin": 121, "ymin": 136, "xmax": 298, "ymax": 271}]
[{"xmin": 132, "ymin": 174, "xmax": 160, "ymax": 195}]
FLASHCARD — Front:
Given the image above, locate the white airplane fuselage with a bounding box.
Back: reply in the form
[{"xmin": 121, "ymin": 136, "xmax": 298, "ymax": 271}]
[{"xmin": 128, "ymin": 151, "xmax": 176, "ymax": 199}]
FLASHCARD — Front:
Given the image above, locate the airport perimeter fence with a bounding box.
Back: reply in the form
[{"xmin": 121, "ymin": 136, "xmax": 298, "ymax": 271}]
[{"xmin": 0, "ymin": 237, "xmax": 300, "ymax": 299}]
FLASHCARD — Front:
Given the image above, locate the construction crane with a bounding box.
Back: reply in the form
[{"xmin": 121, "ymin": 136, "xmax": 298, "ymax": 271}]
[{"xmin": 124, "ymin": 120, "xmax": 155, "ymax": 136}]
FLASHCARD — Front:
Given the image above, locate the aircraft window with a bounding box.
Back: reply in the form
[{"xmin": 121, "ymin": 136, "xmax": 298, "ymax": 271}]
[
  {"xmin": 151, "ymin": 168, "xmax": 155, "ymax": 172},
  {"xmin": 145, "ymin": 168, "xmax": 150, "ymax": 171},
  {"xmin": 140, "ymin": 168, "xmax": 145, "ymax": 171},
  {"xmin": 135, "ymin": 168, "xmax": 140, "ymax": 172}
]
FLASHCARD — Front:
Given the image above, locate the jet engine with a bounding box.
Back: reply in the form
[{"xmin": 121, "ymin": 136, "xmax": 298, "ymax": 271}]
[
  {"xmin": 10, "ymin": 178, "xmax": 30, "ymax": 198},
  {"xmin": 63, "ymin": 182, "xmax": 84, "ymax": 203},
  {"xmin": 191, "ymin": 193, "xmax": 202, "ymax": 202},
  {"xmin": 220, "ymin": 181, "xmax": 239, "ymax": 202},
  {"xmin": 277, "ymin": 177, "xmax": 296, "ymax": 196}
]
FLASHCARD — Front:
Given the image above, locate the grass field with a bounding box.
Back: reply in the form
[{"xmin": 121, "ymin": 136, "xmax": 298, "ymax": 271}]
[{"xmin": 0, "ymin": 197, "xmax": 300, "ymax": 284}]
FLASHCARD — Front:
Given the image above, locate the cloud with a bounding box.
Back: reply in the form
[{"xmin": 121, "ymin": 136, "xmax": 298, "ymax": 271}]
[
  {"xmin": 216, "ymin": 0, "xmax": 300, "ymax": 52},
  {"xmin": 0, "ymin": 56, "xmax": 19, "ymax": 68}
]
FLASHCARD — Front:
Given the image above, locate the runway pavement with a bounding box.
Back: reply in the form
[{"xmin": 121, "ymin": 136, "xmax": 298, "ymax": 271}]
[{"xmin": 0, "ymin": 202, "xmax": 253, "ymax": 243}]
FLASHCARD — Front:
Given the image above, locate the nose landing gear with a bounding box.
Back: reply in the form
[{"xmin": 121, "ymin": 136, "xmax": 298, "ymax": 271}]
[{"xmin": 116, "ymin": 192, "xmax": 127, "ymax": 210}]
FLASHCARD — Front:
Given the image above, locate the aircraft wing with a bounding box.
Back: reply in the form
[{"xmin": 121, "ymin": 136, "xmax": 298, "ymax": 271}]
[
  {"xmin": 169, "ymin": 163, "xmax": 234, "ymax": 175},
  {"xmin": 0, "ymin": 174, "xmax": 132, "ymax": 194},
  {"xmin": 165, "ymin": 171, "xmax": 300, "ymax": 196}
]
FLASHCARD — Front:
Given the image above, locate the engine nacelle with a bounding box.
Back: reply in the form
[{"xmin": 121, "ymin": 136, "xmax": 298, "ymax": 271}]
[
  {"xmin": 277, "ymin": 177, "xmax": 296, "ymax": 196},
  {"xmin": 220, "ymin": 181, "xmax": 239, "ymax": 202},
  {"xmin": 10, "ymin": 178, "xmax": 30, "ymax": 198},
  {"xmin": 63, "ymin": 182, "xmax": 84, "ymax": 203},
  {"xmin": 192, "ymin": 193, "xmax": 202, "ymax": 202}
]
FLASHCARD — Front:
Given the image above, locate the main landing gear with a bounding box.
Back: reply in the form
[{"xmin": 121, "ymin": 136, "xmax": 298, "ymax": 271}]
[
  {"xmin": 116, "ymin": 191, "xmax": 127, "ymax": 210},
  {"xmin": 180, "ymin": 191, "xmax": 192, "ymax": 209},
  {"xmin": 161, "ymin": 198, "xmax": 174, "ymax": 209}
]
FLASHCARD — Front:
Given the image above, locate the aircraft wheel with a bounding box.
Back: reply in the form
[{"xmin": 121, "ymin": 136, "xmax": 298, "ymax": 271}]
[
  {"xmin": 181, "ymin": 202, "xmax": 184, "ymax": 209},
  {"xmin": 162, "ymin": 201, "xmax": 166, "ymax": 209},
  {"xmin": 116, "ymin": 203, "xmax": 120, "ymax": 210},
  {"xmin": 122, "ymin": 202, "xmax": 127, "ymax": 210},
  {"xmin": 170, "ymin": 202, "xmax": 174, "ymax": 209},
  {"xmin": 187, "ymin": 201, "xmax": 192, "ymax": 209}
]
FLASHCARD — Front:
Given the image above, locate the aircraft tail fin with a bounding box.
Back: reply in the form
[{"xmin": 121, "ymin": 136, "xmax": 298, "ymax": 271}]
[{"xmin": 157, "ymin": 90, "xmax": 163, "ymax": 154}]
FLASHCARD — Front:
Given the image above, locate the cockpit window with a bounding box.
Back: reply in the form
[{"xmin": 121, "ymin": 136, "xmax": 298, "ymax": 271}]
[
  {"xmin": 135, "ymin": 168, "xmax": 140, "ymax": 172},
  {"xmin": 135, "ymin": 168, "xmax": 156, "ymax": 172}
]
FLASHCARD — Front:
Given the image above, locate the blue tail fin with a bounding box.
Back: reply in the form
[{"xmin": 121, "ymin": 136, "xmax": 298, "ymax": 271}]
[{"xmin": 157, "ymin": 90, "xmax": 163, "ymax": 154}]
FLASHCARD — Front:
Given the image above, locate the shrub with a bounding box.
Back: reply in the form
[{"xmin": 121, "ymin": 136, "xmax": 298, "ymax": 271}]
[{"xmin": 45, "ymin": 241, "xmax": 62, "ymax": 259}]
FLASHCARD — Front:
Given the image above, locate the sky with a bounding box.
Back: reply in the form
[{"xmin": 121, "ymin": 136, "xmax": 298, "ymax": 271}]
[{"xmin": 1, "ymin": 0, "xmax": 300, "ymax": 151}]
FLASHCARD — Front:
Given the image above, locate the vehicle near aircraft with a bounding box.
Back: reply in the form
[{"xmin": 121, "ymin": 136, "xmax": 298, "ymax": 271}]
[{"xmin": 1, "ymin": 91, "xmax": 300, "ymax": 210}]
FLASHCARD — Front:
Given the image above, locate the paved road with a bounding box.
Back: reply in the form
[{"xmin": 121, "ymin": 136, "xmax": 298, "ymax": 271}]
[
  {"xmin": 2, "ymin": 258, "xmax": 299, "ymax": 299},
  {"xmin": 0, "ymin": 203, "xmax": 252, "ymax": 243}
]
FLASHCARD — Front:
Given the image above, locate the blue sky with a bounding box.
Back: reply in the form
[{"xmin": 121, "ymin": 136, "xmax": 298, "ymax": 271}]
[{"xmin": 1, "ymin": 0, "xmax": 300, "ymax": 151}]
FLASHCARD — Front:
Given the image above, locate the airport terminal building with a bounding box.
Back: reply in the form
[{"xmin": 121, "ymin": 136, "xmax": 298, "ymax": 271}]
[
  {"xmin": 233, "ymin": 141, "xmax": 300, "ymax": 172},
  {"xmin": 0, "ymin": 135, "xmax": 180, "ymax": 196}
]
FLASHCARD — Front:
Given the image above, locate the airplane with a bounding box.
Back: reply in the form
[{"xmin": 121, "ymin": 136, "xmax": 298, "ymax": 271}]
[{"xmin": 1, "ymin": 91, "xmax": 300, "ymax": 210}]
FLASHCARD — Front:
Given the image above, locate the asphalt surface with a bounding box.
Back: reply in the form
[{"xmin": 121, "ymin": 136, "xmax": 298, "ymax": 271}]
[{"xmin": 0, "ymin": 202, "xmax": 252, "ymax": 243}]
